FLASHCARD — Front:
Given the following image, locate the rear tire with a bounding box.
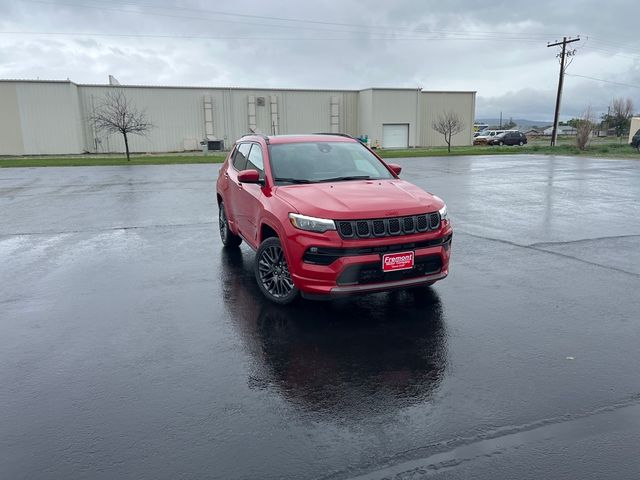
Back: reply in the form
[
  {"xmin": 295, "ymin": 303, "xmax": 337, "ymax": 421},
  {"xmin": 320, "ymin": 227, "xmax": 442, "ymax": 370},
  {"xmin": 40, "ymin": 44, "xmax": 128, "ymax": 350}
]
[
  {"xmin": 499, "ymin": 141, "xmax": 504, "ymax": 146},
  {"xmin": 255, "ymin": 237, "xmax": 299, "ymax": 305},
  {"xmin": 519, "ymin": 141, "xmax": 524, "ymax": 146},
  {"xmin": 219, "ymin": 201, "xmax": 242, "ymax": 248}
]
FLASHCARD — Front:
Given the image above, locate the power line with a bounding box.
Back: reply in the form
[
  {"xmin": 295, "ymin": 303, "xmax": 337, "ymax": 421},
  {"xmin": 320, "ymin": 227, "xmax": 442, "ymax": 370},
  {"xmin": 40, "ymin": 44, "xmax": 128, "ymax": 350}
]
[
  {"xmin": 0, "ymin": 30, "xmax": 549, "ymax": 43},
  {"xmin": 101, "ymin": 0, "xmax": 559, "ymax": 37},
  {"xmin": 586, "ymin": 36, "xmax": 640, "ymax": 54},
  {"xmin": 21, "ymin": 0, "xmax": 564, "ymax": 40},
  {"xmin": 566, "ymin": 73, "xmax": 640, "ymax": 90},
  {"xmin": 580, "ymin": 45, "xmax": 640, "ymax": 61},
  {"xmin": 0, "ymin": 28, "xmax": 549, "ymax": 44}
]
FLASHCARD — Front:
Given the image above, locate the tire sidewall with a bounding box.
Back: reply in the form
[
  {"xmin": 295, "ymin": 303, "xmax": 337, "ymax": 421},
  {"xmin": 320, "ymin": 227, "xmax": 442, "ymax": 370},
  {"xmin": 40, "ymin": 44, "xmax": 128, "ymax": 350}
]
[
  {"xmin": 255, "ymin": 237, "xmax": 299, "ymax": 304},
  {"xmin": 219, "ymin": 205, "xmax": 228, "ymax": 243},
  {"xmin": 219, "ymin": 201, "xmax": 242, "ymax": 248}
]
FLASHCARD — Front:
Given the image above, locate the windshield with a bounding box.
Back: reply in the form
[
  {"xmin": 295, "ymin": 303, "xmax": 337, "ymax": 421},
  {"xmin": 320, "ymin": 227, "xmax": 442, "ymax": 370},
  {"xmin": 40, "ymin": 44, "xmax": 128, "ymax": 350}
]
[{"xmin": 269, "ymin": 141, "xmax": 394, "ymax": 185}]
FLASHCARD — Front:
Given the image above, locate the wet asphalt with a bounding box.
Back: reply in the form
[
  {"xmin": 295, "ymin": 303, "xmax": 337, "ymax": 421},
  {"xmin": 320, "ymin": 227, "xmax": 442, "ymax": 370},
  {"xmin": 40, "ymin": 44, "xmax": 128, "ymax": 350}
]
[{"xmin": 1, "ymin": 155, "xmax": 640, "ymax": 479}]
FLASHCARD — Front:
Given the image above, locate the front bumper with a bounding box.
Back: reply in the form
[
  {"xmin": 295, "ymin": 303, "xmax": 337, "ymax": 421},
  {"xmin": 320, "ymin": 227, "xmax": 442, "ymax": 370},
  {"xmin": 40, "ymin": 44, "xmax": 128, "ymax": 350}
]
[
  {"xmin": 301, "ymin": 271, "xmax": 448, "ymax": 300},
  {"xmin": 284, "ymin": 225, "xmax": 453, "ymax": 297}
]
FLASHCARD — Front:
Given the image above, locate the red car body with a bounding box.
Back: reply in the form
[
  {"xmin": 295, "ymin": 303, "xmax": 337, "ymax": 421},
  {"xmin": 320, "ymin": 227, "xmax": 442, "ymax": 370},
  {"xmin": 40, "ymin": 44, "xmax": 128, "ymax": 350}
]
[{"xmin": 216, "ymin": 134, "xmax": 452, "ymax": 302}]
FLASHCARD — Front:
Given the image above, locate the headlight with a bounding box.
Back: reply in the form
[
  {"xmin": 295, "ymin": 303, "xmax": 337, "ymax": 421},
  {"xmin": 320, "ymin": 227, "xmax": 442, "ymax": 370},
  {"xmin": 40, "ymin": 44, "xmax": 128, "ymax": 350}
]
[
  {"xmin": 438, "ymin": 204, "xmax": 449, "ymax": 221},
  {"xmin": 289, "ymin": 213, "xmax": 336, "ymax": 233}
]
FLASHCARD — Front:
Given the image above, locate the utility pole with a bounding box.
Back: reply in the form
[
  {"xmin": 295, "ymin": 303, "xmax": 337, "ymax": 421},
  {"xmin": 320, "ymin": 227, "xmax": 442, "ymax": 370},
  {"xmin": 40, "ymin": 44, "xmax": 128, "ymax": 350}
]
[{"xmin": 547, "ymin": 36, "xmax": 580, "ymax": 147}]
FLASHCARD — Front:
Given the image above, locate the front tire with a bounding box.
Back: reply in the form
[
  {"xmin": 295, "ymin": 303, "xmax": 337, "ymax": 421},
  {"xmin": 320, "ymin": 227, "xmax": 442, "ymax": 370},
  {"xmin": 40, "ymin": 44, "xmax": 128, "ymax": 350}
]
[
  {"xmin": 255, "ymin": 237, "xmax": 299, "ymax": 304},
  {"xmin": 519, "ymin": 141, "xmax": 524, "ymax": 146},
  {"xmin": 499, "ymin": 141, "xmax": 504, "ymax": 146},
  {"xmin": 219, "ymin": 202, "xmax": 242, "ymax": 248}
]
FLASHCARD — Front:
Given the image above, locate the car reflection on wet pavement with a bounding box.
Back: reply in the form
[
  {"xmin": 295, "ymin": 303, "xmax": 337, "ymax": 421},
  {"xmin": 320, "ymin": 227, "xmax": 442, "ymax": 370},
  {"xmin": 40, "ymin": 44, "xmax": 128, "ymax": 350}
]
[{"xmin": 220, "ymin": 248, "xmax": 447, "ymax": 419}]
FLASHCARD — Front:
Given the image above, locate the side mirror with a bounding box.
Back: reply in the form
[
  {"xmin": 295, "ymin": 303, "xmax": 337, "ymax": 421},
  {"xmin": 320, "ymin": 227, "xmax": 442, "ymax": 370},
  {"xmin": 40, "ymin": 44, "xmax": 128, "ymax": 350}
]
[
  {"xmin": 237, "ymin": 169, "xmax": 261, "ymax": 184},
  {"xmin": 387, "ymin": 163, "xmax": 402, "ymax": 175}
]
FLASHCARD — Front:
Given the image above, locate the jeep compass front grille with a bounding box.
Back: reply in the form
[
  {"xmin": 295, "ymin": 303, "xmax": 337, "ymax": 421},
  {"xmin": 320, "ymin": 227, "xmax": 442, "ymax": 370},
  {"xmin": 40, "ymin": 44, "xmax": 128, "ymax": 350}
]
[{"xmin": 336, "ymin": 213, "xmax": 440, "ymax": 239}]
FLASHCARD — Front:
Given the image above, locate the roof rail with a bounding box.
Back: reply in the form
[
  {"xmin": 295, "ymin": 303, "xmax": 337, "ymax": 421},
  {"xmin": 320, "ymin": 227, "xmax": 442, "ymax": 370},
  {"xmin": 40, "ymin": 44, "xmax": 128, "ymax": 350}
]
[
  {"xmin": 240, "ymin": 133, "xmax": 270, "ymax": 143},
  {"xmin": 312, "ymin": 132, "xmax": 354, "ymax": 139}
]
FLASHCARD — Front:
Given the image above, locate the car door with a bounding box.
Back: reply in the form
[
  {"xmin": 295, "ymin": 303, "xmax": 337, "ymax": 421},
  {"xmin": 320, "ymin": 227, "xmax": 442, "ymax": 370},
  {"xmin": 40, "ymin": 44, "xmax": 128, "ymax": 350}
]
[
  {"xmin": 225, "ymin": 142, "xmax": 251, "ymax": 234},
  {"xmin": 504, "ymin": 132, "xmax": 512, "ymax": 145},
  {"xmin": 235, "ymin": 143, "xmax": 266, "ymax": 247}
]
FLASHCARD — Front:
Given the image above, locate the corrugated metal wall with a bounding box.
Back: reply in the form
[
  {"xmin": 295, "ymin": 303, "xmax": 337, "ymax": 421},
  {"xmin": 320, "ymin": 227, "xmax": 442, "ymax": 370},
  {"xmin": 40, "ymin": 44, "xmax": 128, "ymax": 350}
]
[
  {"xmin": 370, "ymin": 89, "xmax": 421, "ymax": 147},
  {"xmin": 78, "ymin": 85, "xmax": 210, "ymax": 153},
  {"xmin": 77, "ymin": 86, "xmax": 361, "ymax": 153},
  {"xmin": 0, "ymin": 81, "xmax": 475, "ymax": 155},
  {"xmin": 420, "ymin": 92, "xmax": 475, "ymax": 147},
  {"xmin": 357, "ymin": 89, "xmax": 373, "ymax": 140},
  {"xmin": 0, "ymin": 81, "xmax": 84, "ymax": 155},
  {"xmin": 0, "ymin": 83, "xmax": 25, "ymax": 155}
]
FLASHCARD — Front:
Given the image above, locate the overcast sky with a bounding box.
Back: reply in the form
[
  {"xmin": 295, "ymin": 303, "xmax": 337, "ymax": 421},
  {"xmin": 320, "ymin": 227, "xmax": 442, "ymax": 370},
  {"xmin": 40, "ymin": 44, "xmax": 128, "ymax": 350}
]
[{"xmin": 1, "ymin": 0, "xmax": 639, "ymax": 121}]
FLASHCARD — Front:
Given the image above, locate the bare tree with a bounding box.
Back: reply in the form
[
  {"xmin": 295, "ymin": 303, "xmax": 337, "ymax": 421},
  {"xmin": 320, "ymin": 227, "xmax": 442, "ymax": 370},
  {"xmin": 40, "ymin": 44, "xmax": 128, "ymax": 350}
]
[
  {"xmin": 575, "ymin": 106, "xmax": 595, "ymax": 151},
  {"xmin": 502, "ymin": 117, "xmax": 517, "ymax": 129},
  {"xmin": 432, "ymin": 111, "xmax": 465, "ymax": 153},
  {"xmin": 604, "ymin": 97, "xmax": 634, "ymax": 138},
  {"xmin": 89, "ymin": 90, "xmax": 153, "ymax": 161}
]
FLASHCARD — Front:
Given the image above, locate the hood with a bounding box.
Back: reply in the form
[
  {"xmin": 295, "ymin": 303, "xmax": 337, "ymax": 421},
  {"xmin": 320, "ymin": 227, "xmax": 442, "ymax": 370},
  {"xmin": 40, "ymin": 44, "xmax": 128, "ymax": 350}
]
[{"xmin": 274, "ymin": 179, "xmax": 443, "ymax": 220}]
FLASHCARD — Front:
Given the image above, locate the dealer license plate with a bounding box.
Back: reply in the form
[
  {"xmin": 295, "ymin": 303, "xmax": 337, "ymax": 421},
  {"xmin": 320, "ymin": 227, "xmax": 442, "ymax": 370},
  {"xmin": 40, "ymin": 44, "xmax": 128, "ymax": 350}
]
[{"xmin": 382, "ymin": 251, "xmax": 415, "ymax": 272}]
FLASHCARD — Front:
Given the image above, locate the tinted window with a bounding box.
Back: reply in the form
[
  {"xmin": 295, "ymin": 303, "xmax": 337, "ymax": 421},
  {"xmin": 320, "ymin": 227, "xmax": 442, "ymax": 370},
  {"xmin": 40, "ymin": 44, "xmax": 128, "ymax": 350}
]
[
  {"xmin": 269, "ymin": 141, "xmax": 394, "ymax": 185},
  {"xmin": 233, "ymin": 143, "xmax": 251, "ymax": 171},
  {"xmin": 247, "ymin": 144, "xmax": 264, "ymax": 174}
]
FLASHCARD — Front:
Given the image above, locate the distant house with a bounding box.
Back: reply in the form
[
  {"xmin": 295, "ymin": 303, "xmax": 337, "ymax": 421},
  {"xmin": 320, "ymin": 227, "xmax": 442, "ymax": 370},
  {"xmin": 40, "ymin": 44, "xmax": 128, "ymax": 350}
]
[
  {"xmin": 543, "ymin": 125, "xmax": 577, "ymax": 136},
  {"xmin": 524, "ymin": 128, "xmax": 544, "ymax": 136}
]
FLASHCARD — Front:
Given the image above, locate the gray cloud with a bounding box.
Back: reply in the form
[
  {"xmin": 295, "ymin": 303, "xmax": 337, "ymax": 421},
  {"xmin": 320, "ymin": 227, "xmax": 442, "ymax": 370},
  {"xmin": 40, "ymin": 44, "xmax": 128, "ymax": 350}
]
[{"xmin": 1, "ymin": 0, "xmax": 639, "ymax": 119}]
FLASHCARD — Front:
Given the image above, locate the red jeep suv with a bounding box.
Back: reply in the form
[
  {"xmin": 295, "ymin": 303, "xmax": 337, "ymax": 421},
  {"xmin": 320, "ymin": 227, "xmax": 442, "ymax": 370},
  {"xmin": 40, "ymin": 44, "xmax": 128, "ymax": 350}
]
[{"xmin": 216, "ymin": 134, "xmax": 452, "ymax": 304}]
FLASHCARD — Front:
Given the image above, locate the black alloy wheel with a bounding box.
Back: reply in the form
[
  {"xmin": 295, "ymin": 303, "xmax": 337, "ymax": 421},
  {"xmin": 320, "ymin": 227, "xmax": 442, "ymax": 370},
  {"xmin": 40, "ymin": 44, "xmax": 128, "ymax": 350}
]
[
  {"xmin": 219, "ymin": 202, "xmax": 242, "ymax": 247},
  {"xmin": 255, "ymin": 237, "xmax": 298, "ymax": 304}
]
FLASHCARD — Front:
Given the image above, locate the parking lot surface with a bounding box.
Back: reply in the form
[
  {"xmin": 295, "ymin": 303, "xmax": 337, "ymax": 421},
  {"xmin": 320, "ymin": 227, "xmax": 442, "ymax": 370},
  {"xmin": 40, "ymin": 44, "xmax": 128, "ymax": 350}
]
[{"xmin": 2, "ymin": 155, "xmax": 640, "ymax": 479}]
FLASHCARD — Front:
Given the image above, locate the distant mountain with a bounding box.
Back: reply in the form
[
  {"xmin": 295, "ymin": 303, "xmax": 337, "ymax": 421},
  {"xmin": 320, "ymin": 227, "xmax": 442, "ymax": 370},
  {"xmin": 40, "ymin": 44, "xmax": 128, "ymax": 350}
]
[{"xmin": 476, "ymin": 118, "xmax": 552, "ymax": 129}]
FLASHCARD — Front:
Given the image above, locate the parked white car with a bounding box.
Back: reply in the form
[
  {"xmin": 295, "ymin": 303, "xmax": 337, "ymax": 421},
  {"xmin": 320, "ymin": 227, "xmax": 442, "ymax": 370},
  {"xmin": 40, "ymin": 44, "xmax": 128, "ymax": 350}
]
[{"xmin": 473, "ymin": 129, "xmax": 509, "ymax": 145}]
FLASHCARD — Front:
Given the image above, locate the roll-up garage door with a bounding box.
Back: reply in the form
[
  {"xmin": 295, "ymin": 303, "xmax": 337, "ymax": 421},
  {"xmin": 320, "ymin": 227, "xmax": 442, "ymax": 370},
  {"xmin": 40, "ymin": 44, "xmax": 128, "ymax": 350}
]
[{"xmin": 382, "ymin": 124, "xmax": 409, "ymax": 148}]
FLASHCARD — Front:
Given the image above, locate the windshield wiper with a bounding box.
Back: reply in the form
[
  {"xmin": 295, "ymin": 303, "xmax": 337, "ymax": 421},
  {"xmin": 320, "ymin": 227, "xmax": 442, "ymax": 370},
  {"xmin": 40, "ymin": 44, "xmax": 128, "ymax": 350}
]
[
  {"xmin": 274, "ymin": 177, "xmax": 314, "ymax": 184},
  {"xmin": 317, "ymin": 175, "xmax": 371, "ymax": 183}
]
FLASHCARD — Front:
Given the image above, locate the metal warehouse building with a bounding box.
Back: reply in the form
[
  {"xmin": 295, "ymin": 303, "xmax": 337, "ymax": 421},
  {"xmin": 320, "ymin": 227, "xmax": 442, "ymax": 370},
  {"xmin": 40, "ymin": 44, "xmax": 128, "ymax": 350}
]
[{"xmin": 0, "ymin": 79, "xmax": 475, "ymax": 156}]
